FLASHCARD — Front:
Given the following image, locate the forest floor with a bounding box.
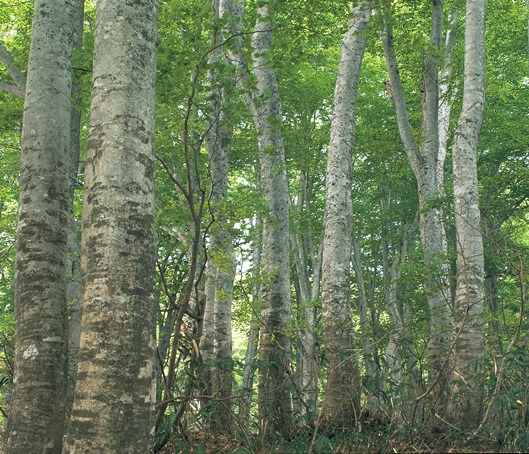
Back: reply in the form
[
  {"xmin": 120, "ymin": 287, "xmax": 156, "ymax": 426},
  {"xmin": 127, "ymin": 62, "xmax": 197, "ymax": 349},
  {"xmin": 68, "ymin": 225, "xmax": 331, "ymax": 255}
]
[{"xmin": 160, "ymin": 426, "xmax": 509, "ymax": 453}]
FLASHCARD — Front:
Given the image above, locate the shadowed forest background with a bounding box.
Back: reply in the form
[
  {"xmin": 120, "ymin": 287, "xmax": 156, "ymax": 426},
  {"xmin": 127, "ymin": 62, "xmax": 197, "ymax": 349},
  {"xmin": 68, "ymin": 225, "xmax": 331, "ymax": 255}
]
[{"xmin": 1, "ymin": 0, "xmax": 529, "ymax": 452}]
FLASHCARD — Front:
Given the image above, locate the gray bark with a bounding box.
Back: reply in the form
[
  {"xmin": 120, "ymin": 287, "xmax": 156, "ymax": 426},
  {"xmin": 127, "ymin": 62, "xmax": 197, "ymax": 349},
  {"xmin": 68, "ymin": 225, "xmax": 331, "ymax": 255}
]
[
  {"xmin": 450, "ymin": 0, "xmax": 486, "ymax": 427},
  {"xmin": 319, "ymin": 1, "xmax": 371, "ymax": 430},
  {"xmin": 0, "ymin": 44, "xmax": 27, "ymax": 99},
  {"xmin": 5, "ymin": 0, "xmax": 76, "ymax": 451},
  {"xmin": 291, "ymin": 170, "xmax": 320, "ymax": 422},
  {"xmin": 381, "ymin": 1, "xmax": 454, "ymax": 417},
  {"xmin": 220, "ymin": 0, "xmax": 293, "ymax": 436},
  {"xmin": 201, "ymin": 0, "xmax": 236, "ymax": 430},
  {"xmin": 63, "ymin": 0, "xmax": 158, "ymax": 451},
  {"xmin": 250, "ymin": 4, "xmax": 293, "ymax": 437},
  {"xmin": 239, "ymin": 215, "xmax": 262, "ymax": 424}
]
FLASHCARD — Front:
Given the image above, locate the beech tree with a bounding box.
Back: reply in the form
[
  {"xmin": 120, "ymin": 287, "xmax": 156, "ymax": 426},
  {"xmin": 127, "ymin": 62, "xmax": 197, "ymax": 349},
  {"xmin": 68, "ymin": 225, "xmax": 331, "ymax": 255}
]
[
  {"xmin": 201, "ymin": 0, "xmax": 236, "ymax": 431},
  {"xmin": 63, "ymin": 0, "xmax": 159, "ymax": 450},
  {"xmin": 5, "ymin": 0, "xmax": 77, "ymax": 450},
  {"xmin": 1, "ymin": 0, "xmax": 528, "ymax": 451},
  {"xmin": 319, "ymin": 0, "xmax": 371, "ymax": 430},
  {"xmin": 220, "ymin": 0, "xmax": 293, "ymax": 436},
  {"xmin": 381, "ymin": 0, "xmax": 455, "ymax": 417},
  {"xmin": 450, "ymin": 0, "xmax": 486, "ymax": 427}
]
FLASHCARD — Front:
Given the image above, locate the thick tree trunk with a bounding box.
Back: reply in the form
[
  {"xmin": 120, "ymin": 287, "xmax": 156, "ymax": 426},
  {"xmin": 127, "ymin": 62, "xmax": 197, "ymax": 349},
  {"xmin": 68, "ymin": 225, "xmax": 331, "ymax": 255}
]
[
  {"xmin": 450, "ymin": 0, "xmax": 486, "ymax": 428},
  {"xmin": 381, "ymin": 1, "xmax": 454, "ymax": 417},
  {"xmin": 63, "ymin": 0, "xmax": 158, "ymax": 451},
  {"xmin": 319, "ymin": 1, "xmax": 371, "ymax": 430},
  {"xmin": 5, "ymin": 0, "xmax": 76, "ymax": 451}
]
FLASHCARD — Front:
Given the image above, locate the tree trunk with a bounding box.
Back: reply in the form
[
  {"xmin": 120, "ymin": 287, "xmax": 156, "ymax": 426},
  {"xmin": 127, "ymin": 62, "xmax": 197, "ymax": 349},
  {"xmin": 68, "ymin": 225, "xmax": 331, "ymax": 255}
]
[
  {"xmin": 450, "ymin": 0, "xmax": 486, "ymax": 428},
  {"xmin": 249, "ymin": 4, "xmax": 293, "ymax": 438},
  {"xmin": 291, "ymin": 170, "xmax": 321, "ymax": 423},
  {"xmin": 352, "ymin": 216, "xmax": 382, "ymax": 411},
  {"xmin": 218, "ymin": 0, "xmax": 293, "ymax": 435},
  {"xmin": 239, "ymin": 215, "xmax": 262, "ymax": 424},
  {"xmin": 381, "ymin": 1, "xmax": 454, "ymax": 418},
  {"xmin": 320, "ymin": 1, "xmax": 371, "ymax": 430},
  {"xmin": 63, "ymin": 0, "xmax": 158, "ymax": 451},
  {"xmin": 201, "ymin": 0, "xmax": 236, "ymax": 431},
  {"xmin": 5, "ymin": 0, "xmax": 76, "ymax": 451}
]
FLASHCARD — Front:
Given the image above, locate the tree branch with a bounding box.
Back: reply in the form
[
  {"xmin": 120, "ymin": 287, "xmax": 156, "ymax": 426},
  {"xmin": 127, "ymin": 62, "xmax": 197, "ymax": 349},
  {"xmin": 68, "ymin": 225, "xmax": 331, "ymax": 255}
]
[{"xmin": 0, "ymin": 43, "xmax": 26, "ymax": 99}]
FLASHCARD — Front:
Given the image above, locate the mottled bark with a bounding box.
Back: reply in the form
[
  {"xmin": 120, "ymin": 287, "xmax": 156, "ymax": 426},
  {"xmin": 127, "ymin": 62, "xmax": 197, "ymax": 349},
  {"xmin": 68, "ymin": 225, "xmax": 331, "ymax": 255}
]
[
  {"xmin": 319, "ymin": 2, "xmax": 371, "ymax": 431},
  {"xmin": 63, "ymin": 0, "xmax": 158, "ymax": 451},
  {"xmin": 250, "ymin": 5, "xmax": 293, "ymax": 437},
  {"xmin": 5, "ymin": 0, "xmax": 76, "ymax": 451},
  {"xmin": 200, "ymin": 0, "xmax": 236, "ymax": 431},
  {"xmin": 381, "ymin": 1, "xmax": 454, "ymax": 417},
  {"xmin": 450, "ymin": 0, "xmax": 486, "ymax": 428},
  {"xmin": 204, "ymin": 140, "xmax": 236, "ymax": 430},
  {"xmin": 220, "ymin": 0, "xmax": 292, "ymax": 436}
]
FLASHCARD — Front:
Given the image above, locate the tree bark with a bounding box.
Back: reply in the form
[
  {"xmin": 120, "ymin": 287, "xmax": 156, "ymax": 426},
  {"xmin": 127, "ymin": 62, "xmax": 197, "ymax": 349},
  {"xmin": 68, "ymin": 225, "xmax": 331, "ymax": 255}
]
[
  {"xmin": 63, "ymin": 0, "xmax": 159, "ymax": 451},
  {"xmin": 5, "ymin": 0, "xmax": 76, "ymax": 451},
  {"xmin": 220, "ymin": 0, "xmax": 293, "ymax": 436},
  {"xmin": 239, "ymin": 215, "xmax": 262, "ymax": 424},
  {"xmin": 450, "ymin": 0, "xmax": 486, "ymax": 428},
  {"xmin": 291, "ymin": 170, "xmax": 321, "ymax": 422},
  {"xmin": 201, "ymin": 0, "xmax": 236, "ymax": 431},
  {"xmin": 0, "ymin": 44, "xmax": 27, "ymax": 99},
  {"xmin": 249, "ymin": 4, "xmax": 293, "ymax": 437},
  {"xmin": 319, "ymin": 1, "xmax": 371, "ymax": 430},
  {"xmin": 381, "ymin": 0, "xmax": 454, "ymax": 417}
]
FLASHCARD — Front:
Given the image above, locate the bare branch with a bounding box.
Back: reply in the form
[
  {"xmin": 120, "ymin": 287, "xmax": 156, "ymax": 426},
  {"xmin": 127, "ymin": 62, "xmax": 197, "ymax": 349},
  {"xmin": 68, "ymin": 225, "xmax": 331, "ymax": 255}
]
[
  {"xmin": 0, "ymin": 43, "xmax": 26, "ymax": 99},
  {"xmin": 0, "ymin": 80, "xmax": 24, "ymax": 98}
]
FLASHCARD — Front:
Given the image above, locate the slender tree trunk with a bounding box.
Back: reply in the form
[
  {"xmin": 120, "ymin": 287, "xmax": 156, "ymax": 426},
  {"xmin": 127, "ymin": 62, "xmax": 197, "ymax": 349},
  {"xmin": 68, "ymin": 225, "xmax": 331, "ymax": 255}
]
[
  {"xmin": 352, "ymin": 234, "xmax": 382, "ymax": 409},
  {"xmin": 239, "ymin": 215, "xmax": 262, "ymax": 424},
  {"xmin": 201, "ymin": 0, "xmax": 236, "ymax": 431},
  {"xmin": 382, "ymin": 1, "xmax": 454, "ymax": 418},
  {"xmin": 0, "ymin": 44, "xmax": 27, "ymax": 98},
  {"xmin": 250, "ymin": 5, "xmax": 293, "ymax": 437},
  {"xmin": 5, "ymin": 0, "xmax": 76, "ymax": 451},
  {"xmin": 352, "ymin": 202, "xmax": 384, "ymax": 410},
  {"xmin": 291, "ymin": 170, "xmax": 321, "ymax": 422},
  {"xmin": 218, "ymin": 0, "xmax": 293, "ymax": 435},
  {"xmin": 319, "ymin": 1, "xmax": 371, "ymax": 430},
  {"xmin": 381, "ymin": 196, "xmax": 417, "ymax": 422},
  {"xmin": 450, "ymin": 0, "xmax": 486, "ymax": 428},
  {"xmin": 63, "ymin": 0, "xmax": 158, "ymax": 450}
]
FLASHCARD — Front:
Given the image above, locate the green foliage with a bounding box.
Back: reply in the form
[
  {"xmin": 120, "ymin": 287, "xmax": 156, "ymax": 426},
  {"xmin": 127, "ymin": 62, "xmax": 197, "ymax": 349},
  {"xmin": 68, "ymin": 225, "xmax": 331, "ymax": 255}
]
[{"xmin": 1, "ymin": 0, "xmax": 529, "ymax": 450}]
